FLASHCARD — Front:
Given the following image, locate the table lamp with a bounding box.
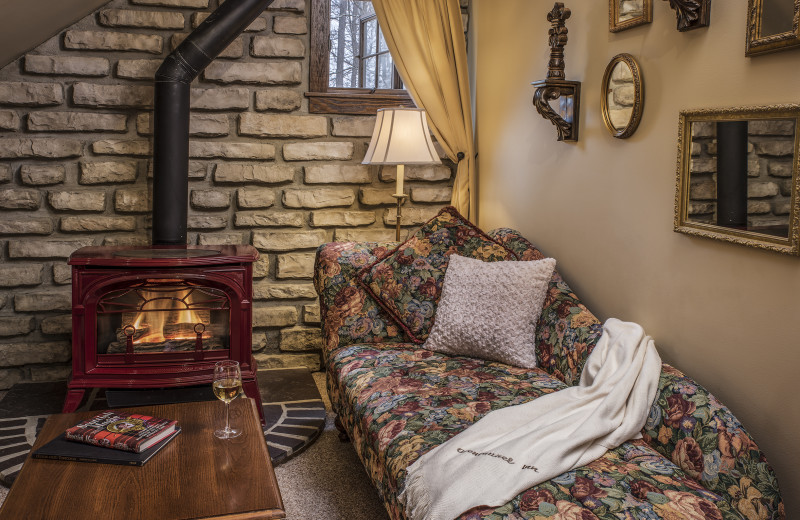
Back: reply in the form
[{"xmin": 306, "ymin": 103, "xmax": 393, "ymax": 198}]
[{"xmin": 362, "ymin": 108, "xmax": 441, "ymax": 241}]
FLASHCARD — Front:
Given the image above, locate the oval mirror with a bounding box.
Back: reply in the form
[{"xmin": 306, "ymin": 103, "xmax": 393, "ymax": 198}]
[{"xmin": 601, "ymin": 53, "xmax": 644, "ymax": 139}]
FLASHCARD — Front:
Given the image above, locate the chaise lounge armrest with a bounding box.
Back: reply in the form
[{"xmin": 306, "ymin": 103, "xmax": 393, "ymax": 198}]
[
  {"xmin": 314, "ymin": 240, "xmax": 407, "ymax": 355},
  {"xmin": 643, "ymin": 363, "xmax": 783, "ymax": 517}
]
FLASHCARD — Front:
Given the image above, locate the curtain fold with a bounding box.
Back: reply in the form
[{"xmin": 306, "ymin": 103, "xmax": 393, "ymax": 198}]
[{"xmin": 371, "ymin": 0, "xmax": 476, "ymax": 220}]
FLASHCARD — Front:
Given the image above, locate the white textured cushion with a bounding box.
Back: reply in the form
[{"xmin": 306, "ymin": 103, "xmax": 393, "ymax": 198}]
[{"xmin": 422, "ymin": 254, "xmax": 556, "ymax": 369}]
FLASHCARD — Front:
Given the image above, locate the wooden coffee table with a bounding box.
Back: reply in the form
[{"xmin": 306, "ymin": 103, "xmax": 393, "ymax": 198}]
[{"xmin": 0, "ymin": 399, "xmax": 285, "ymax": 520}]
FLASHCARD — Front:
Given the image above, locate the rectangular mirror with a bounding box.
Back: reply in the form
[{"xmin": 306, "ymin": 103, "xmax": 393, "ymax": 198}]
[
  {"xmin": 610, "ymin": 0, "xmax": 652, "ymax": 32},
  {"xmin": 674, "ymin": 105, "xmax": 800, "ymax": 255},
  {"xmin": 746, "ymin": 0, "xmax": 800, "ymax": 56}
]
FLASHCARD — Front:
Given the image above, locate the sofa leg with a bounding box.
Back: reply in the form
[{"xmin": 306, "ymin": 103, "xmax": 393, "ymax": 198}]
[{"xmin": 334, "ymin": 415, "xmax": 350, "ymax": 442}]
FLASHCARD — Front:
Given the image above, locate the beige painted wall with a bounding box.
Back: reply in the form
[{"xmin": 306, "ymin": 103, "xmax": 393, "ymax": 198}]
[{"xmin": 474, "ymin": 0, "xmax": 799, "ymax": 513}]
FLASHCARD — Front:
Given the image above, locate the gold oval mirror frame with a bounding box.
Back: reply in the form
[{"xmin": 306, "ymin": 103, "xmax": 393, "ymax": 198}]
[{"xmin": 601, "ymin": 53, "xmax": 644, "ymax": 139}]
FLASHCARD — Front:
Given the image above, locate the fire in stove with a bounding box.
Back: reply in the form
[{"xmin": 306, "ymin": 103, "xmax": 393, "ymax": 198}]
[{"xmin": 100, "ymin": 281, "xmax": 230, "ymax": 355}]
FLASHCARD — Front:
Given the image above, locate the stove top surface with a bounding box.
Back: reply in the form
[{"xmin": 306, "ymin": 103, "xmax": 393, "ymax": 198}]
[
  {"xmin": 112, "ymin": 248, "xmax": 222, "ymax": 259},
  {"xmin": 69, "ymin": 244, "xmax": 259, "ymax": 267}
]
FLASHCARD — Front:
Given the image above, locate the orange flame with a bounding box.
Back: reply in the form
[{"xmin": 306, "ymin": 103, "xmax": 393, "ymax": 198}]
[{"xmin": 128, "ymin": 289, "xmax": 211, "ymax": 345}]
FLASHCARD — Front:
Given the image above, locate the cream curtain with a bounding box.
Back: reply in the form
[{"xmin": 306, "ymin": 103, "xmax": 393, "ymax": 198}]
[{"xmin": 371, "ymin": 0, "xmax": 476, "ymax": 220}]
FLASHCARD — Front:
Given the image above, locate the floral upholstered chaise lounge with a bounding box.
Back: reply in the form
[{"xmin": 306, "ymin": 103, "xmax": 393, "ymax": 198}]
[{"xmin": 313, "ymin": 209, "xmax": 784, "ymax": 519}]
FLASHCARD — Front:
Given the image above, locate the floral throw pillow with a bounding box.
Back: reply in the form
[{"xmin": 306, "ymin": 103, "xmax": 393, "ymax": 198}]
[{"xmin": 357, "ymin": 206, "xmax": 518, "ymax": 343}]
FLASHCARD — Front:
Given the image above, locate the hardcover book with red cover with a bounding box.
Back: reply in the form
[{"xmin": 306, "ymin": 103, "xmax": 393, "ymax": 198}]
[{"xmin": 64, "ymin": 410, "xmax": 178, "ymax": 453}]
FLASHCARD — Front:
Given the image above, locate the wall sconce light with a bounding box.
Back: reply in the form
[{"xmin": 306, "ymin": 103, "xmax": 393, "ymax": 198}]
[{"xmin": 532, "ymin": 2, "xmax": 581, "ymax": 142}]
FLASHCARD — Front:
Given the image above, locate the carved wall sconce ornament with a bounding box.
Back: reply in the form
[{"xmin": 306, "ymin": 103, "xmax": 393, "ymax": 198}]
[
  {"xmin": 662, "ymin": 0, "xmax": 711, "ymax": 31},
  {"xmin": 532, "ymin": 2, "xmax": 581, "ymax": 142}
]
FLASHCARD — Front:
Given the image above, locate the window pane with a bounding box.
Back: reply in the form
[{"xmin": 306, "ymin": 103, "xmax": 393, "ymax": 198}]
[
  {"xmin": 360, "ymin": 0, "xmax": 375, "ymax": 17},
  {"xmin": 363, "ymin": 17, "xmax": 377, "ymax": 57},
  {"xmin": 378, "ymin": 27, "xmax": 389, "ymax": 53},
  {"xmin": 363, "ymin": 55, "xmax": 376, "ymax": 89},
  {"xmin": 328, "ymin": 0, "xmax": 400, "ymax": 91},
  {"xmin": 377, "ymin": 53, "xmax": 393, "ymax": 89},
  {"xmin": 329, "ymin": 0, "xmax": 373, "ymax": 88}
]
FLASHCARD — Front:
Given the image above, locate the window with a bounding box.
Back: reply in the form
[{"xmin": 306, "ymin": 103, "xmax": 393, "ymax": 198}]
[
  {"xmin": 307, "ymin": 0, "xmax": 413, "ymax": 115},
  {"xmin": 358, "ymin": 14, "xmax": 402, "ymax": 90}
]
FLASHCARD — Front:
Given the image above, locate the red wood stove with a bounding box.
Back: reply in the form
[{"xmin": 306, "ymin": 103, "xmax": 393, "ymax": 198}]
[{"xmin": 65, "ymin": 245, "xmax": 264, "ymax": 424}]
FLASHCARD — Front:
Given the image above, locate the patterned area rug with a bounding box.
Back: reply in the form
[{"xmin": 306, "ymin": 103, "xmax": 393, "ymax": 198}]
[{"xmin": 0, "ymin": 368, "xmax": 324, "ymax": 486}]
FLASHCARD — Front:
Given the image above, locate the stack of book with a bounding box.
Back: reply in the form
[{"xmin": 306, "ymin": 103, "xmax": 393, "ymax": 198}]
[{"xmin": 33, "ymin": 410, "xmax": 180, "ymax": 466}]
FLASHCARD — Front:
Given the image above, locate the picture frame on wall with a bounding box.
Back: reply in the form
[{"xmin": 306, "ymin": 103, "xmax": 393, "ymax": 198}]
[
  {"xmin": 609, "ymin": 0, "xmax": 652, "ymax": 32},
  {"xmin": 746, "ymin": 0, "xmax": 800, "ymax": 56}
]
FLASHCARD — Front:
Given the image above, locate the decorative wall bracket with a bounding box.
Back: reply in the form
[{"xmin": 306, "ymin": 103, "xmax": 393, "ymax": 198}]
[
  {"xmin": 662, "ymin": 0, "xmax": 711, "ymax": 32},
  {"xmin": 532, "ymin": 3, "xmax": 581, "ymax": 142},
  {"xmin": 532, "ymin": 79, "xmax": 581, "ymax": 142}
]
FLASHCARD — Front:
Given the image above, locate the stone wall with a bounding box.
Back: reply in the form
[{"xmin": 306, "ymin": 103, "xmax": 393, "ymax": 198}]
[
  {"xmin": 689, "ymin": 120, "xmax": 793, "ymax": 229},
  {"xmin": 605, "ymin": 62, "xmax": 634, "ymax": 130},
  {"xmin": 0, "ymin": 0, "xmax": 459, "ymax": 388},
  {"xmin": 619, "ymin": 0, "xmax": 645, "ymax": 21}
]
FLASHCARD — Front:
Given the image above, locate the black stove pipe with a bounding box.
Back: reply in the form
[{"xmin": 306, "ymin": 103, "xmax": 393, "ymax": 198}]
[
  {"xmin": 716, "ymin": 121, "xmax": 748, "ymax": 228},
  {"xmin": 152, "ymin": 0, "xmax": 276, "ymax": 245}
]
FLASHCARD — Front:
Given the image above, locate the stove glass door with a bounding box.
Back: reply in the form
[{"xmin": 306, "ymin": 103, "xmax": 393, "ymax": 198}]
[{"xmin": 96, "ymin": 279, "xmax": 231, "ymax": 357}]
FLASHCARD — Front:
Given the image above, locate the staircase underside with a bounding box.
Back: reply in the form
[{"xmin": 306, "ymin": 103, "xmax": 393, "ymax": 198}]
[{"xmin": 0, "ymin": 0, "xmax": 112, "ymax": 69}]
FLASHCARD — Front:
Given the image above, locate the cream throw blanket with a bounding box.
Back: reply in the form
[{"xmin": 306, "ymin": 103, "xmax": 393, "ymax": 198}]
[{"xmin": 399, "ymin": 318, "xmax": 662, "ymax": 520}]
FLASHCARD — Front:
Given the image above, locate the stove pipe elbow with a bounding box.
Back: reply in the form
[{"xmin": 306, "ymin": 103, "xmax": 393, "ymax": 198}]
[{"xmin": 151, "ymin": 0, "xmax": 276, "ymax": 246}]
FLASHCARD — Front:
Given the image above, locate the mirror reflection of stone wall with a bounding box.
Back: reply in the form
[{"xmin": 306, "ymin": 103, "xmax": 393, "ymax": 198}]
[
  {"xmin": 606, "ymin": 62, "xmax": 634, "ymax": 130},
  {"xmin": 689, "ymin": 120, "xmax": 794, "ymax": 231},
  {"xmin": 619, "ymin": 0, "xmax": 644, "ymax": 21}
]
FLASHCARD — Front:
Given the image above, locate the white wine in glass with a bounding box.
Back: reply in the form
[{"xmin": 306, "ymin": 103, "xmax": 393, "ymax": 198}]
[{"xmin": 213, "ymin": 360, "xmax": 243, "ymax": 439}]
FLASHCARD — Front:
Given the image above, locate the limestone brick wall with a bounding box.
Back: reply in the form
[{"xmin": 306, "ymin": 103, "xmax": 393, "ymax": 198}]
[
  {"xmin": 689, "ymin": 121, "xmax": 793, "ymax": 228},
  {"xmin": 605, "ymin": 62, "xmax": 634, "ymax": 130},
  {"xmin": 0, "ymin": 0, "xmax": 459, "ymax": 388},
  {"xmin": 619, "ymin": 0, "xmax": 645, "ymax": 22}
]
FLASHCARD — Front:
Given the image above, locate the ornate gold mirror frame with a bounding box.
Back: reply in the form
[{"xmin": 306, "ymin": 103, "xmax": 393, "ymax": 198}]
[
  {"xmin": 600, "ymin": 54, "xmax": 644, "ymax": 139},
  {"xmin": 745, "ymin": 0, "xmax": 800, "ymax": 56},
  {"xmin": 674, "ymin": 105, "xmax": 800, "ymax": 255},
  {"xmin": 609, "ymin": 0, "xmax": 652, "ymax": 32}
]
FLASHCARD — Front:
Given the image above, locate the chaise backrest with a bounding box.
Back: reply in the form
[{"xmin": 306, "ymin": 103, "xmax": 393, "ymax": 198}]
[
  {"xmin": 492, "ymin": 228, "xmax": 783, "ymax": 516},
  {"xmin": 488, "ymin": 229, "xmax": 604, "ymax": 386},
  {"xmin": 313, "ymin": 228, "xmax": 603, "ymax": 386}
]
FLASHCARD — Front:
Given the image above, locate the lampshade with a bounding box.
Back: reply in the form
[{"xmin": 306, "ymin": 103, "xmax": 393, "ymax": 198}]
[{"xmin": 362, "ymin": 108, "xmax": 441, "ymax": 165}]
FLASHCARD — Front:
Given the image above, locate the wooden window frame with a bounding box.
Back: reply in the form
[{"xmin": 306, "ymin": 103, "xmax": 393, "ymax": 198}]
[{"xmin": 307, "ymin": 0, "xmax": 414, "ymax": 115}]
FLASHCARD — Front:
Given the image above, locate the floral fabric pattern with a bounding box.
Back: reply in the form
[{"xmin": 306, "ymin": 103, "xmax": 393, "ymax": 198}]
[
  {"xmin": 358, "ymin": 207, "xmax": 517, "ymax": 344},
  {"xmin": 314, "ymin": 241, "xmax": 407, "ymax": 352},
  {"xmin": 642, "ymin": 363, "xmax": 783, "ymax": 519},
  {"xmin": 315, "ymin": 229, "xmax": 784, "ymax": 520},
  {"xmin": 325, "ymin": 342, "xmax": 760, "ymax": 520}
]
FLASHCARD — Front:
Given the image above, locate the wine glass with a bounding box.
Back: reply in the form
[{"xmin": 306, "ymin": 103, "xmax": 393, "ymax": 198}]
[{"xmin": 212, "ymin": 360, "xmax": 243, "ymax": 439}]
